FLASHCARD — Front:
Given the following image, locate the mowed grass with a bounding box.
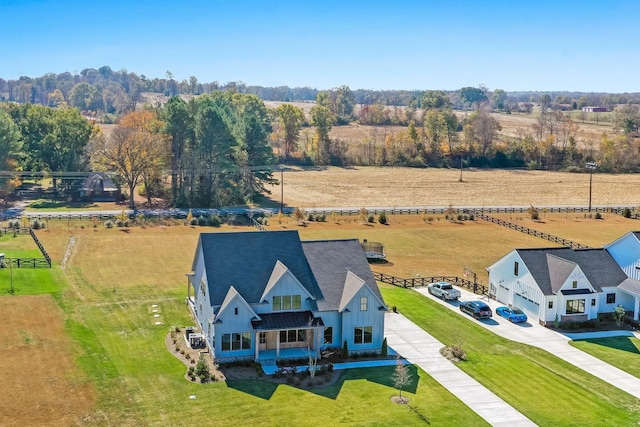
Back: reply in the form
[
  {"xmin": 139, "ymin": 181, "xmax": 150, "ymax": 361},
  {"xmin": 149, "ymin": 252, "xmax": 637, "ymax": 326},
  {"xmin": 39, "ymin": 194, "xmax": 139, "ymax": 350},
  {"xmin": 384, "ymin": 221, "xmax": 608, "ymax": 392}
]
[
  {"xmin": 275, "ymin": 166, "xmax": 640, "ymax": 208},
  {"xmin": 491, "ymin": 212, "xmax": 640, "ymax": 248},
  {"xmin": 269, "ymin": 214, "xmax": 560, "ymax": 278},
  {"xmin": 68, "ymin": 296, "xmax": 487, "ymax": 426},
  {"xmin": 0, "ymin": 295, "xmax": 96, "ymax": 427},
  {"xmin": 0, "ymin": 232, "xmax": 42, "ymax": 257},
  {"xmin": 571, "ymin": 337, "xmax": 640, "ymax": 379},
  {"xmin": 380, "ymin": 285, "xmax": 640, "ymax": 426}
]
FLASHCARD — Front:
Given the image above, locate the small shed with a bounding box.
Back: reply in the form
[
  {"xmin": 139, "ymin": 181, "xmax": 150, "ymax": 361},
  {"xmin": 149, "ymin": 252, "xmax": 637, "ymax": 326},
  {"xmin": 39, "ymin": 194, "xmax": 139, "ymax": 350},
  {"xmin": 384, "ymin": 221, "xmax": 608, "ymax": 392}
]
[{"xmin": 73, "ymin": 172, "xmax": 121, "ymax": 202}]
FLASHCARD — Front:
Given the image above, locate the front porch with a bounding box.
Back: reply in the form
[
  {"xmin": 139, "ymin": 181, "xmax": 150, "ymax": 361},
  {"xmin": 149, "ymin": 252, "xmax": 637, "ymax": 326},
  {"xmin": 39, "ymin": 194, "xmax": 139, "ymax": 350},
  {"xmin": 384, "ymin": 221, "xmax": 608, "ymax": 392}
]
[{"xmin": 257, "ymin": 347, "xmax": 311, "ymax": 364}]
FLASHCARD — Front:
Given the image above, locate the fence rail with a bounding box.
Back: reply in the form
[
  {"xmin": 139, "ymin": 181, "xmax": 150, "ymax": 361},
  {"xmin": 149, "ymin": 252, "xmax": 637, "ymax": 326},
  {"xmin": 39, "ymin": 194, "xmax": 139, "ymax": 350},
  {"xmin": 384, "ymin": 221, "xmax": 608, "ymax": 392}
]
[
  {"xmin": 373, "ymin": 272, "xmax": 489, "ymax": 296},
  {"xmin": 29, "ymin": 228, "xmax": 52, "ymax": 267},
  {"xmin": 1, "ymin": 258, "xmax": 51, "ymax": 268},
  {"xmin": 474, "ymin": 212, "xmax": 591, "ymax": 250}
]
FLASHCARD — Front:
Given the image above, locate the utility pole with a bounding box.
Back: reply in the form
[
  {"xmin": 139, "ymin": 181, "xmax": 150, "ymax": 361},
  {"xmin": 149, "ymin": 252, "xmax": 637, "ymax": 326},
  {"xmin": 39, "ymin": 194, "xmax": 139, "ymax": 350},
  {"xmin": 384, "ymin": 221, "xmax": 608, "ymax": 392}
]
[
  {"xmin": 280, "ymin": 165, "xmax": 284, "ymax": 214},
  {"xmin": 586, "ymin": 162, "xmax": 597, "ymax": 212}
]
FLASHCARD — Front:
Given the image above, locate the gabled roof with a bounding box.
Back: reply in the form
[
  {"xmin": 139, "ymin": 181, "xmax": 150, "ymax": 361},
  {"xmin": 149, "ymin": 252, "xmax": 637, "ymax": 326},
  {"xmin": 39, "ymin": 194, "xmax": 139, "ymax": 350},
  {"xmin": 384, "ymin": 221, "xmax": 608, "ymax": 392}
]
[
  {"xmin": 197, "ymin": 231, "xmax": 384, "ymax": 312},
  {"xmin": 260, "ymin": 260, "xmax": 314, "ymax": 303},
  {"xmin": 216, "ymin": 285, "xmax": 260, "ymax": 321},
  {"xmin": 339, "ymin": 271, "xmax": 366, "ymax": 312},
  {"xmin": 546, "ymin": 254, "xmax": 577, "ymax": 294},
  {"xmin": 618, "ymin": 278, "xmax": 640, "ymax": 297},
  {"xmin": 301, "ymin": 239, "xmax": 384, "ymax": 311},
  {"xmin": 199, "ymin": 231, "xmax": 319, "ymax": 307},
  {"xmin": 516, "ymin": 247, "xmax": 627, "ymax": 295}
]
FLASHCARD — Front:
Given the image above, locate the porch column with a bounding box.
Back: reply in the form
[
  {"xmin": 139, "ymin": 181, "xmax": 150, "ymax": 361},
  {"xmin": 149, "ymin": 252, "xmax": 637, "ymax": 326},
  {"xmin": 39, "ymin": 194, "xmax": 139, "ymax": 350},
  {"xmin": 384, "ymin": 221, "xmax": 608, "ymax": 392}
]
[
  {"xmin": 276, "ymin": 331, "xmax": 280, "ymax": 358},
  {"xmin": 635, "ymin": 297, "xmax": 640, "ymax": 321},
  {"xmin": 255, "ymin": 331, "xmax": 259, "ymax": 360}
]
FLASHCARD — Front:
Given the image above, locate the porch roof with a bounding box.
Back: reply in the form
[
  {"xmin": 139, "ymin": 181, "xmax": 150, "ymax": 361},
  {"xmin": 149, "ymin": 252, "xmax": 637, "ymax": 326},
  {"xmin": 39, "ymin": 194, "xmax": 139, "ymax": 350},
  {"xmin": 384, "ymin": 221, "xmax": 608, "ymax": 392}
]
[
  {"xmin": 618, "ymin": 278, "xmax": 640, "ymax": 297},
  {"xmin": 560, "ymin": 289, "xmax": 594, "ymax": 295},
  {"xmin": 251, "ymin": 311, "xmax": 324, "ymax": 330}
]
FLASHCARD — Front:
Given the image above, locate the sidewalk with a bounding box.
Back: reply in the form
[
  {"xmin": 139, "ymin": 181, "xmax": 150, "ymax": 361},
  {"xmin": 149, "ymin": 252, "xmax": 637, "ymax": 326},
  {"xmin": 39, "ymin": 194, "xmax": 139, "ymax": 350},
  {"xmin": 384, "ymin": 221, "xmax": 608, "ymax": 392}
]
[
  {"xmin": 385, "ymin": 312, "xmax": 537, "ymax": 427},
  {"xmin": 415, "ymin": 287, "xmax": 640, "ymax": 400}
]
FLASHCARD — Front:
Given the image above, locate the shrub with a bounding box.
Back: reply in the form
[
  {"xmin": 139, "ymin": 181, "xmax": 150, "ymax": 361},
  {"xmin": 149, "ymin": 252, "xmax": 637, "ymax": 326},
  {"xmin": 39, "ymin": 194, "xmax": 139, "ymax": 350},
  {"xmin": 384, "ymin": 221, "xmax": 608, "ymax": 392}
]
[
  {"xmin": 31, "ymin": 220, "xmax": 42, "ymax": 230},
  {"xmin": 195, "ymin": 354, "xmax": 211, "ymax": 382},
  {"xmin": 367, "ymin": 214, "xmax": 374, "ymax": 223},
  {"xmin": 189, "ymin": 218, "xmax": 199, "ymax": 226},
  {"xmin": 381, "ymin": 337, "xmax": 388, "ymax": 357},
  {"xmin": 468, "ymin": 213, "xmax": 474, "ymax": 220},
  {"xmin": 319, "ymin": 214, "xmax": 326, "ymax": 222},
  {"xmin": 457, "ymin": 214, "xmax": 464, "ymax": 221},
  {"xmin": 623, "ymin": 208, "xmax": 632, "ymax": 218},
  {"xmin": 595, "ymin": 212, "xmax": 602, "ymax": 219},
  {"xmin": 342, "ymin": 341, "xmax": 349, "ymax": 359},
  {"xmin": 378, "ymin": 212, "xmax": 387, "ymax": 225},
  {"xmin": 209, "ymin": 214, "xmax": 222, "ymax": 227}
]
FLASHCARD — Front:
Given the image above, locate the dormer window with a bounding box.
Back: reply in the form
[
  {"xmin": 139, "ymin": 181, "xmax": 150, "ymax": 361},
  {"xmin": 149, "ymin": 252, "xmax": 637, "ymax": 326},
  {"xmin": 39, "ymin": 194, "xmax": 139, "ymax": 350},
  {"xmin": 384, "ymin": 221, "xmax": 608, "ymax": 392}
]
[
  {"xmin": 514, "ymin": 262, "xmax": 519, "ymax": 276},
  {"xmin": 273, "ymin": 294, "xmax": 302, "ymax": 311},
  {"xmin": 572, "ymin": 280, "xmax": 577, "ymax": 289}
]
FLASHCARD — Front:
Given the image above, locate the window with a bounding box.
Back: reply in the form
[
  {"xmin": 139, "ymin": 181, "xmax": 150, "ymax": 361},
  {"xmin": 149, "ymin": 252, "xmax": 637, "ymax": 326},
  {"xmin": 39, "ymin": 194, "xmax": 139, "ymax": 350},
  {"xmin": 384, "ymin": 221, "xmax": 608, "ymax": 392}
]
[
  {"xmin": 548, "ymin": 301, "xmax": 553, "ymax": 309},
  {"xmin": 606, "ymin": 293, "xmax": 616, "ymax": 304},
  {"xmin": 234, "ymin": 307, "xmax": 238, "ymax": 315},
  {"xmin": 259, "ymin": 333, "xmax": 266, "ymax": 344},
  {"xmin": 360, "ymin": 296, "xmax": 368, "ymax": 311},
  {"xmin": 221, "ymin": 332, "xmax": 251, "ymax": 351},
  {"xmin": 591, "ymin": 299, "xmax": 596, "ymax": 306},
  {"xmin": 324, "ymin": 327, "xmax": 333, "ymax": 344},
  {"xmin": 279, "ymin": 329, "xmax": 307, "ymax": 343},
  {"xmin": 354, "ymin": 326, "xmax": 373, "ymax": 344},
  {"xmin": 200, "ymin": 279, "xmax": 207, "ymax": 298},
  {"xmin": 566, "ymin": 299, "xmax": 585, "ymax": 314},
  {"xmin": 292, "ymin": 295, "xmax": 301, "ymax": 309},
  {"xmin": 272, "ymin": 294, "xmax": 302, "ymax": 311},
  {"xmin": 572, "ymin": 280, "xmax": 577, "ymax": 289},
  {"xmin": 514, "ymin": 261, "xmax": 519, "ymax": 276}
]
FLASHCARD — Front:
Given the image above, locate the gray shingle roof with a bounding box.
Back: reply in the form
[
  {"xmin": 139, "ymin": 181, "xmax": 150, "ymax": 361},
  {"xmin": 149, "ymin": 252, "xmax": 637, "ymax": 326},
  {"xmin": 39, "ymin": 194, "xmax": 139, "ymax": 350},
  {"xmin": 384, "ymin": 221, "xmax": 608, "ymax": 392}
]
[
  {"xmin": 199, "ymin": 231, "xmax": 383, "ymax": 312},
  {"xmin": 302, "ymin": 239, "xmax": 383, "ymax": 311},
  {"xmin": 251, "ymin": 311, "xmax": 323, "ymax": 330},
  {"xmin": 200, "ymin": 230, "xmax": 319, "ymax": 307},
  {"xmin": 516, "ymin": 247, "xmax": 628, "ymax": 295}
]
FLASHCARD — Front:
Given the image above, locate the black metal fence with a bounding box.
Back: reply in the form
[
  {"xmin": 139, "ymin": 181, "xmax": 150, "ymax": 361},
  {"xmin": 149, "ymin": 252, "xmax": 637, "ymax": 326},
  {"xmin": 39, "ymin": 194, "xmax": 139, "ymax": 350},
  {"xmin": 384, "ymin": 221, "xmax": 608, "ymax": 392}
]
[
  {"xmin": 474, "ymin": 212, "xmax": 591, "ymax": 249},
  {"xmin": 29, "ymin": 228, "xmax": 52, "ymax": 267},
  {"xmin": 373, "ymin": 272, "xmax": 489, "ymax": 296}
]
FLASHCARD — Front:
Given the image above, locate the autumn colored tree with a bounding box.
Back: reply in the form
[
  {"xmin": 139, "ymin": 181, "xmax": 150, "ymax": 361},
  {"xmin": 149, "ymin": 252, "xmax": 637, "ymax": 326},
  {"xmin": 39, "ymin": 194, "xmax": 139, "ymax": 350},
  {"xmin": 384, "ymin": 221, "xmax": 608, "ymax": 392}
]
[
  {"xmin": 274, "ymin": 103, "xmax": 305, "ymax": 160},
  {"xmin": 90, "ymin": 110, "xmax": 168, "ymax": 208}
]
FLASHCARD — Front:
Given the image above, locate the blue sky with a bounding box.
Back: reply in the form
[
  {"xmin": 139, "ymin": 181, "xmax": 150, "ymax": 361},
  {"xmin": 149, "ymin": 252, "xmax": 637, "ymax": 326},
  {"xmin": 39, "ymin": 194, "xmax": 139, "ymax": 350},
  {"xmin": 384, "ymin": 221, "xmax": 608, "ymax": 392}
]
[{"xmin": 1, "ymin": 0, "xmax": 638, "ymax": 92}]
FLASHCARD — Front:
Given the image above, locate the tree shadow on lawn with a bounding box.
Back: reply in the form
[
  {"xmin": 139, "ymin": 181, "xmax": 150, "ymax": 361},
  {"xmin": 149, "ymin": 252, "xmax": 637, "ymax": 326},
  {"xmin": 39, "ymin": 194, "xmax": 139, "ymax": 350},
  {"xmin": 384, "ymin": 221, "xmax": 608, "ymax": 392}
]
[
  {"xmin": 225, "ymin": 365, "xmax": 419, "ymax": 400},
  {"xmin": 576, "ymin": 336, "xmax": 640, "ymax": 355}
]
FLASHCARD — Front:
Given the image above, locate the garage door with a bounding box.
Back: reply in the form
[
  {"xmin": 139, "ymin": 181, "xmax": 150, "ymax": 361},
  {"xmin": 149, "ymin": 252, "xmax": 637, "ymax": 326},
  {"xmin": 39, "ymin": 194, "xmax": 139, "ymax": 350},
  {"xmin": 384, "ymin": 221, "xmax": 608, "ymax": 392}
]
[
  {"xmin": 513, "ymin": 293, "xmax": 540, "ymax": 320},
  {"xmin": 496, "ymin": 284, "xmax": 510, "ymax": 304}
]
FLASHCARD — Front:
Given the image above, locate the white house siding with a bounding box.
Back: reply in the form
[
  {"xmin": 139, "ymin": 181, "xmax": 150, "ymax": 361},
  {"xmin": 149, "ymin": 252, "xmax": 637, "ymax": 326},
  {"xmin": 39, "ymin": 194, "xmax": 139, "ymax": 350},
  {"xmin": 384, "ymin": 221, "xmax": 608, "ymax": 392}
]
[
  {"xmin": 340, "ymin": 285, "xmax": 385, "ymax": 354},
  {"xmin": 606, "ymin": 233, "xmax": 640, "ymax": 279},
  {"xmin": 213, "ymin": 296, "xmax": 256, "ymax": 362},
  {"xmin": 254, "ymin": 271, "xmax": 314, "ymax": 315},
  {"xmin": 599, "ymin": 287, "xmax": 624, "ymax": 314}
]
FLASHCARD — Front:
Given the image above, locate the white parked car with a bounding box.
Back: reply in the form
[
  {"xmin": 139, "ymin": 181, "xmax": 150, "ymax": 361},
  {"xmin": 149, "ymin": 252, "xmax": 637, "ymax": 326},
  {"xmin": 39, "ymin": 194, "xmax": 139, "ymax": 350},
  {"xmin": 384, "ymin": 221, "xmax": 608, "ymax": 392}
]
[{"xmin": 427, "ymin": 281, "xmax": 461, "ymax": 300}]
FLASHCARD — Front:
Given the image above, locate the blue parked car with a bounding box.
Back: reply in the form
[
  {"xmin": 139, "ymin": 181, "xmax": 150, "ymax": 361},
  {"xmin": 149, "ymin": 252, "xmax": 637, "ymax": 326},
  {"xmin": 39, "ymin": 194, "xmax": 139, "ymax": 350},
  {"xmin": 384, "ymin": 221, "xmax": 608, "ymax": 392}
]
[{"xmin": 496, "ymin": 306, "xmax": 528, "ymax": 323}]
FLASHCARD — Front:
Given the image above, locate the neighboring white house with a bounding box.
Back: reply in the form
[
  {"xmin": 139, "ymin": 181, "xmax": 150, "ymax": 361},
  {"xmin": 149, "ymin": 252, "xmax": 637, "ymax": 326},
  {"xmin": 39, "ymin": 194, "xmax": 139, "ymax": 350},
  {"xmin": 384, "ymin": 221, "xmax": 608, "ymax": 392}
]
[
  {"xmin": 487, "ymin": 231, "xmax": 640, "ymax": 324},
  {"xmin": 186, "ymin": 230, "xmax": 386, "ymax": 363}
]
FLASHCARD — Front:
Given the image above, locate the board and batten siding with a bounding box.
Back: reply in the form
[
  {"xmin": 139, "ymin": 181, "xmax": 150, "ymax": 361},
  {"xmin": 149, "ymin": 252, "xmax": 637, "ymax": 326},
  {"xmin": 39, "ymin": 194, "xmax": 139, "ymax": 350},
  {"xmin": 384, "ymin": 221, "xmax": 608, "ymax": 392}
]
[
  {"xmin": 606, "ymin": 233, "xmax": 640, "ymax": 280},
  {"xmin": 254, "ymin": 270, "xmax": 314, "ymax": 314},
  {"xmin": 340, "ymin": 285, "xmax": 385, "ymax": 354}
]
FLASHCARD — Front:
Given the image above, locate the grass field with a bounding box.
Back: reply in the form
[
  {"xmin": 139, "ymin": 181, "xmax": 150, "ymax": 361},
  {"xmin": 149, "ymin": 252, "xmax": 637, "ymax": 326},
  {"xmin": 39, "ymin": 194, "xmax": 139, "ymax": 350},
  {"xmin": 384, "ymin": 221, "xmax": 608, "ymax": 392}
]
[
  {"xmin": 381, "ymin": 285, "xmax": 640, "ymax": 426},
  {"xmin": 571, "ymin": 337, "xmax": 640, "ymax": 379},
  {"xmin": 0, "ymin": 295, "xmax": 96, "ymax": 427},
  {"xmin": 4, "ymin": 206, "xmax": 640, "ymax": 425},
  {"xmin": 273, "ymin": 166, "xmax": 640, "ymax": 209}
]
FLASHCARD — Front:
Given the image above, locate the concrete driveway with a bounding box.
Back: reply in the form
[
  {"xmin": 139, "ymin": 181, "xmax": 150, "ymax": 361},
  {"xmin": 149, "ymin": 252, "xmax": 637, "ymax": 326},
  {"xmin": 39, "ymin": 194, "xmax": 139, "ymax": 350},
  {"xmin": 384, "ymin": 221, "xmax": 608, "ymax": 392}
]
[{"xmin": 414, "ymin": 286, "xmax": 640, "ymax": 400}]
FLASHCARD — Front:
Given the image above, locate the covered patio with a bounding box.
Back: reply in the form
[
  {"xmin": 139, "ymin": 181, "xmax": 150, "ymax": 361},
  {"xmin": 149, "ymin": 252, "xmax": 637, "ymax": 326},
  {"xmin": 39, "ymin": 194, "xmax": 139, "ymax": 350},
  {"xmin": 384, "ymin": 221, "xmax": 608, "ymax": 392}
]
[
  {"xmin": 251, "ymin": 311, "xmax": 324, "ymax": 361},
  {"xmin": 618, "ymin": 278, "xmax": 640, "ymax": 320}
]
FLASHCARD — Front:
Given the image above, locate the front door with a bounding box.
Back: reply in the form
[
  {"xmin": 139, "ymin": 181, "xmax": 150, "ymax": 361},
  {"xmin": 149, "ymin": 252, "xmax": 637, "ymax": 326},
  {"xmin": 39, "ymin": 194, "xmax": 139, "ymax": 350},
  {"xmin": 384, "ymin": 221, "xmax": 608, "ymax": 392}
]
[{"xmin": 259, "ymin": 332, "xmax": 267, "ymax": 350}]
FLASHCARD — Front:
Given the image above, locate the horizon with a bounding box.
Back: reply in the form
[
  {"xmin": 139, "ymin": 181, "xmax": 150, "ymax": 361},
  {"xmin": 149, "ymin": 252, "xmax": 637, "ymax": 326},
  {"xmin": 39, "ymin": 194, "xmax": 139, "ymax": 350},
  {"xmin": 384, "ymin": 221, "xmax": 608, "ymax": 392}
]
[{"xmin": 2, "ymin": 0, "xmax": 639, "ymax": 93}]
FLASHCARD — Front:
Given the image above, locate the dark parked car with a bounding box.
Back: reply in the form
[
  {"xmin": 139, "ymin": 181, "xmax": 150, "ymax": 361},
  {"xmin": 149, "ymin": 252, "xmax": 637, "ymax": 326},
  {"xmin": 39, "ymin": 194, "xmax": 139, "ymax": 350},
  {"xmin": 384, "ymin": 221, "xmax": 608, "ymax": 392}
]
[{"xmin": 459, "ymin": 300, "xmax": 493, "ymax": 319}]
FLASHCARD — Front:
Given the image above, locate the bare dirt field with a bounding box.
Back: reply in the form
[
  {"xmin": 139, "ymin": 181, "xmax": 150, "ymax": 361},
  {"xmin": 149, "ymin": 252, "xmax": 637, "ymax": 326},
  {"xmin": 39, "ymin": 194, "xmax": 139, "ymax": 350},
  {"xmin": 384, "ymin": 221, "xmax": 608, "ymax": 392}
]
[
  {"xmin": 0, "ymin": 295, "xmax": 96, "ymax": 427},
  {"xmin": 273, "ymin": 166, "xmax": 640, "ymax": 209}
]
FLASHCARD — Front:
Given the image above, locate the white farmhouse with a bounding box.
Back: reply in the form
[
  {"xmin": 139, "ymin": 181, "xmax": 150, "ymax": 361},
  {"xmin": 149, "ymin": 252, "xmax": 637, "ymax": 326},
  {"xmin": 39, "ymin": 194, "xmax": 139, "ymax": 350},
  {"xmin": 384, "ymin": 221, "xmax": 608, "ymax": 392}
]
[{"xmin": 487, "ymin": 231, "xmax": 640, "ymax": 325}]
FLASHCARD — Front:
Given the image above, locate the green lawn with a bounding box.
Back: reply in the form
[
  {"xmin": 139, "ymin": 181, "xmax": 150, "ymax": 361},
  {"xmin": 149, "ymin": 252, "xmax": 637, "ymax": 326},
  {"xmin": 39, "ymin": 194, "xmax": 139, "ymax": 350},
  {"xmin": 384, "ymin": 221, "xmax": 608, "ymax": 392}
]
[
  {"xmin": 571, "ymin": 337, "xmax": 640, "ymax": 378},
  {"xmin": 380, "ymin": 284, "xmax": 640, "ymax": 426},
  {"xmin": 0, "ymin": 232, "xmax": 42, "ymax": 258},
  {"xmin": 0, "ymin": 266, "xmax": 62, "ymax": 295},
  {"xmin": 66, "ymin": 292, "xmax": 488, "ymax": 426}
]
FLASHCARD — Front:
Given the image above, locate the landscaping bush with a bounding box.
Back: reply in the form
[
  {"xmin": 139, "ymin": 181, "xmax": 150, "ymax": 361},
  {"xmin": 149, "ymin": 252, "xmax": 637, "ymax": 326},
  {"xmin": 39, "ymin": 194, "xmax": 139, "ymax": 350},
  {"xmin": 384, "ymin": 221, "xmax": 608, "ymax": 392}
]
[
  {"xmin": 378, "ymin": 212, "xmax": 387, "ymax": 225},
  {"xmin": 342, "ymin": 341, "xmax": 349, "ymax": 359},
  {"xmin": 623, "ymin": 208, "xmax": 632, "ymax": 218},
  {"xmin": 368, "ymin": 214, "xmax": 374, "ymax": 223},
  {"xmin": 595, "ymin": 212, "xmax": 602, "ymax": 219},
  {"xmin": 381, "ymin": 337, "xmax": 388, "ymax": 357},
  {"xmin": 307, "ymin": 213, "xmax": 315, "ymax": 222},
  {"xmin": 189, "ymin": 218, "xmax": 199, "ymax": 226},
  {"xmin": 209, "ymin": 214, "xmax": 222, "ymax": 227}
]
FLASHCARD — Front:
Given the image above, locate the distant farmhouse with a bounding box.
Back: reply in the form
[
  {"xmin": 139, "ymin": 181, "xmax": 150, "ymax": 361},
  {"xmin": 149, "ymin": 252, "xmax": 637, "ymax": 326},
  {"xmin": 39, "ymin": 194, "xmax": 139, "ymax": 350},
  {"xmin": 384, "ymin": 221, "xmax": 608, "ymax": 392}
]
[
  {"xmin": 71, "ymin": 172, "xmax": 120, "ymax": 202},
  {"xmin": 187, "ymin": 230, "xmax": 386, "ymax": 363},
  {"xmin": 488, "ymin": 231, "xmax": 640, "ymax": 325},
  {"xmin": 582, "ymin": 106, "xmax": 608, "ymax": 113}
]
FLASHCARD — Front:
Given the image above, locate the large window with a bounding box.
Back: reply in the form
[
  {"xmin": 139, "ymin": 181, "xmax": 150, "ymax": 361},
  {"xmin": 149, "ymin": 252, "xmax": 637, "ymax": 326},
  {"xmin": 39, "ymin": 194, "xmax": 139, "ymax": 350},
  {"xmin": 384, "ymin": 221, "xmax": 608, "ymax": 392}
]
[
  {"xmin": 566, "ymin": 299, "xmax": 585, "ymax": 314},
  {"xmin": 221, "ymin": 332, "xmax": 252, "ymax": 351},
  {"xmin": 354, "ymin": 326, "xmax": 373, "ymax": 344},
  {"xmin": 360, "ymin": 296, "xmax": 368, "ymax": 311},
  {"xmin": 324, "ymin": 327, "xmax": 333, "ymax": 344},
  {"xmin": 279, "ymin": 329, "xmax": 306, "ymax": 343},
  {"xmin": 606, "ymin": 293, "xmax": 616, "ymax": 304},
  {"xmin": 273, "ymin": 294, "xmax": 302, "ymax": 311}
]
